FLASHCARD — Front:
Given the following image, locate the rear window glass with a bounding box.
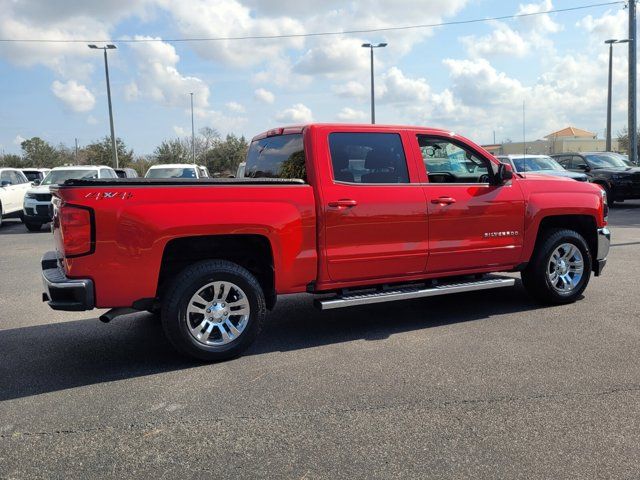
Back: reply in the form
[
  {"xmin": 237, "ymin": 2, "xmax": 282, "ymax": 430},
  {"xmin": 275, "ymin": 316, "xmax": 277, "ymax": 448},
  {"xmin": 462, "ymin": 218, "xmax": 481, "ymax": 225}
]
[
  {"xmin": 146, "ymin": 167, "xmax": 197, "ymax": 179},
  {"xmin": 245, "ymin": 134, "xmax": 306, "ymax": 180},
  {"xmin": 42, "ymin": 170, "xmax": 98, "ymax": 185}
]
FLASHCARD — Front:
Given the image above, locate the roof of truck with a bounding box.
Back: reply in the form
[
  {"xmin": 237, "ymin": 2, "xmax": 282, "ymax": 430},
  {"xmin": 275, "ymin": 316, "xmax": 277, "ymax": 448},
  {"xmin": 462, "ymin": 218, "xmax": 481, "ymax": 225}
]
[{"xmin": 251, "ymin": 123, "xmax": 453, "ymax": 141}]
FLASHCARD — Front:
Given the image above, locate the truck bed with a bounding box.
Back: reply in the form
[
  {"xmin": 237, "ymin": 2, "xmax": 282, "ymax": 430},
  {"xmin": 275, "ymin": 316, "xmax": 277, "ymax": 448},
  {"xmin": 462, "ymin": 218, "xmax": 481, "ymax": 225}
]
[{"xmin": 61, "ymin": 178, "xmax": 306, "ymax": 187}]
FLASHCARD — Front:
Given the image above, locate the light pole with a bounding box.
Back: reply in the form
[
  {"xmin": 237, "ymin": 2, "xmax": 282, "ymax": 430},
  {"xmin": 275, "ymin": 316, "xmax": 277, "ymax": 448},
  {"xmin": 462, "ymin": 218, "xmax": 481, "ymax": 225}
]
[
  {"xmin": 88, "ymin": 44, "xmax": 118, "ymax": 168},
  {"xmin": 605, "ymin": 39, "xmax": 629, "ymax": 151},
  {"xmin": 189, "ymin": 92, "xmax": 195, "ymax": 164},
  {"xmin": 361, "ymin": 42, "xmax": 387, "ymax": 124},
  {"xmin": 628, "ymin": 1, "xmax": 637, "ymax": 162}
]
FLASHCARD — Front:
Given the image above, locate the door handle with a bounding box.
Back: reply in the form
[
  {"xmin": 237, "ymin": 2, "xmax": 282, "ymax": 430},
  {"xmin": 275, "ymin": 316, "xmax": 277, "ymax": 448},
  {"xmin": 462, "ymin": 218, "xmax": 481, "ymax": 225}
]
[
  {"xmin": 431, "ymin": 196, "xmax": 456, "ymax": 205},
  {"xmin": 328, "ymin": 199, "xmax": 358, "ymax": 208}
]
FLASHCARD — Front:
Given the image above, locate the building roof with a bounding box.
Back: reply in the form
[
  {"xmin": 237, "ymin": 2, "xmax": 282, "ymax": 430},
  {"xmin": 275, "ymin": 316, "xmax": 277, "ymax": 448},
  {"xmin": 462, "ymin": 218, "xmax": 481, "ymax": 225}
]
[{"xmin": 545, "ymin": 127, "xmax": 596, "ymax": 139}]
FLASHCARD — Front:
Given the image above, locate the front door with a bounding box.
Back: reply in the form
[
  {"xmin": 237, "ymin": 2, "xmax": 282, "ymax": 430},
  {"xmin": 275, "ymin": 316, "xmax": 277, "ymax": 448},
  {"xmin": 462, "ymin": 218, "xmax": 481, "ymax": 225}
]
[
  {"xmin": 411, "ymin": 134, "xmax": 525, "ymax": 274},
  {"xmin": 322, "ymin": 131, "xmax": 429, "ymax": 283}
]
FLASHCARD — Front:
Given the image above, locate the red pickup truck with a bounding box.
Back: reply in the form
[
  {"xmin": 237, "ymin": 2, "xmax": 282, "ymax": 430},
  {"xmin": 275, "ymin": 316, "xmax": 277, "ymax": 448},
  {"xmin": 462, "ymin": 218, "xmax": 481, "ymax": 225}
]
[{"xmin": 42, "ymin": 124, "xmax": 610, "ymax": 361}]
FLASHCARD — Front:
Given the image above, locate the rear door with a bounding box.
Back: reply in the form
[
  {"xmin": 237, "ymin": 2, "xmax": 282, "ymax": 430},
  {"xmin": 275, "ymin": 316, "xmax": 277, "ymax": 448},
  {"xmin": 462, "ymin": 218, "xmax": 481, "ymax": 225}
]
[
  {"xmin": 319, "ymin": 129, "xmax": 429, "ymax": 283},
  {"xmin": 410, "ymin": 133, "xmax": 525, "ymax": 274}
]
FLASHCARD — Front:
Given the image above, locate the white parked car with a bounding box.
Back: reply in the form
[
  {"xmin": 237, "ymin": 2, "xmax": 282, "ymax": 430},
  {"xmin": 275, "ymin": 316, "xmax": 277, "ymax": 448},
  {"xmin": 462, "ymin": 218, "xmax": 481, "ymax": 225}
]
[
  {"xmin": 0, "ymin": 168, "xmax": 31, "ymax": 228},
  {"xmin": 145, "ymin": 164, "xmax": 210, "ymax": 179},
  {"xmin": 21, "ymin": 168, "xmax": 51, "ymax": 184},
  {"xmin": 23, "ymin": 165, "xmax": 117, "ymax": 231}
]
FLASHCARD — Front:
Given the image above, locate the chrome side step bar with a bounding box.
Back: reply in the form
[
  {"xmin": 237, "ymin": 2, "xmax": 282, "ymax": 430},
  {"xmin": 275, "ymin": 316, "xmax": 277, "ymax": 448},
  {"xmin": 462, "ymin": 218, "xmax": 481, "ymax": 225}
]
[{"xmin": 315, "ymin": 276, "xmax": 515, "ymax": 310}]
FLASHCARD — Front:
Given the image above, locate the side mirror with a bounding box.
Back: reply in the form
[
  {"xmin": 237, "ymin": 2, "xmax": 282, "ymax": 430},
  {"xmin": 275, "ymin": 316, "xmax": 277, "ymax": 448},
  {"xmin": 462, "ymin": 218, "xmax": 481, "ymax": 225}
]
[
  {"xmin": 32, "ymin": 179, "xmax": 41, "ymax": 186},
  {"xmin": 1, "ymin": 180, "xmax": 11, "ymax": 187},
  {"xmin": 577, "ymin": 163, "xmax": 591, "ymax": 172},
  {"xmin": 494, "ymin": 163, "xmax": 513, "ymax": 185}
]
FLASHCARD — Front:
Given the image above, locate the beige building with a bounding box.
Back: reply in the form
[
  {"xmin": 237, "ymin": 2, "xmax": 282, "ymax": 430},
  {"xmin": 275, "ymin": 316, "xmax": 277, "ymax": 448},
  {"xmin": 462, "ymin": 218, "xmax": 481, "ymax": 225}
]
[{"xmin": 484, "ymin": 126, "xmax": 619, "ymax": 156}]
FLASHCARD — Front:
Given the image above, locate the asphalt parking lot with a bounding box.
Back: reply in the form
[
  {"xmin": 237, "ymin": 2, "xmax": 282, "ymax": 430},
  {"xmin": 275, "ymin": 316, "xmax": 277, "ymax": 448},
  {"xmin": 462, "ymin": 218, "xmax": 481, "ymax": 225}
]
[{"xmin": 1, "ymin": 203, "xmax": 639, "ymax": 479}]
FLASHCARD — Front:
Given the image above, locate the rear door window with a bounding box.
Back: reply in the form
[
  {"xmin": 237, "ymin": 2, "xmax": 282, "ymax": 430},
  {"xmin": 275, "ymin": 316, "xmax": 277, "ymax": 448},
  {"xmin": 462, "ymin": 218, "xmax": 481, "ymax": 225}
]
[
  {"xmin": 328, "ymin": 132, "xmax": 409, "ymax": 184},
  {"xmin": 245, "ymin": 134, "xmax": 306, "ymax": 180}
]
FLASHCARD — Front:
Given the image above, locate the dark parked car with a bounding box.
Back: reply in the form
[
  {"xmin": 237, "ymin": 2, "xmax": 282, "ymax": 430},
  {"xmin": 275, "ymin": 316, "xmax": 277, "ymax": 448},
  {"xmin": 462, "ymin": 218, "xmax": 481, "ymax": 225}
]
[
  {"xmin": 551, "ymin": 152, "xmax": 640, "ymax": 203},
  {"xmin": 114, "ymin": 168, "xmax": 139, "ymax": 178},
  {"xmin": 497, "ymin": 155, "xmax": 588, "ymax": 182}
]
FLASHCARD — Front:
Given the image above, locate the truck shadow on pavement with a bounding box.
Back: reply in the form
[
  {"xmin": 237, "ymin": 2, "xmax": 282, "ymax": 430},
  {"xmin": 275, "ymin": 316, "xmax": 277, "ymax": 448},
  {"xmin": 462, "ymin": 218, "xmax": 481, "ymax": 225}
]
[{"xmin": 0, "ymin": 282, "xmax": 548, "ymax": 401}]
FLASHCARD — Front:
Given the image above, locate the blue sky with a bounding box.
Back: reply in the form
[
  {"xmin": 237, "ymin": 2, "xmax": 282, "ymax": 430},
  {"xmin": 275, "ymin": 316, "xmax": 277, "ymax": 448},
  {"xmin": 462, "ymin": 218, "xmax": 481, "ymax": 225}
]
[{"xmin": 0, "ymin": 0, "xmax": 631, "ymax": 155}]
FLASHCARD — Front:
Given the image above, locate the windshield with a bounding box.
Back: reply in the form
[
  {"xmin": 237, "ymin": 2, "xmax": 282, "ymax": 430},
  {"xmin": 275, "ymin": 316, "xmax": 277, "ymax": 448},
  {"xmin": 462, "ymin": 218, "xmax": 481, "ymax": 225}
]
[
  {"xmin": 584, "ymin": 154, "xmax": 629, "ymax": 168},
  {"xmin": 145, "ymin": 167, "xmax": 197, "ymax": 178},
  {"xmin": 511, "ymin": 156, "xmax": 564, "ymax": 172},
  {"xmin": 22, "ymin": 171, "xmax": 41, "ymax": 181},
  {"xmin": 41, "ymin": 169, "xmax": 98, "ymax": 185}
]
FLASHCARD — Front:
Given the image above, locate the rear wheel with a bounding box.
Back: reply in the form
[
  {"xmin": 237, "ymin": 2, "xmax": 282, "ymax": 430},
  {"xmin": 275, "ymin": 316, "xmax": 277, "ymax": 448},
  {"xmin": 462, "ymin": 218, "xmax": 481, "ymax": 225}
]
[
  {"xmin": 521, "ymin": 228, "xmax": 592, "ymax": 305},
  {"xmin": 24, "ymin": 221, "xmax": 42, "ymax": 232},
  {"xmin": 161, "ymin": 260, "xmax": 266, "ymax": 362}
]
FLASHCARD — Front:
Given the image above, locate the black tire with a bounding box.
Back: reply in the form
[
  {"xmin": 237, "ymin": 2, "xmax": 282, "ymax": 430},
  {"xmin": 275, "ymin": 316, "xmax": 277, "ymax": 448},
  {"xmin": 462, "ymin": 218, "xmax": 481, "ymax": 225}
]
[
  {"xmin": 24, "ymin": 221, "xmax": 42, "ymax": 232},
  {"xmin": 521, "ymin": 228, "xmax": 592, "ymax": 305},
  {"xmin": 161, "ymin": 260, "xmax": 266, "ymax": 362}
]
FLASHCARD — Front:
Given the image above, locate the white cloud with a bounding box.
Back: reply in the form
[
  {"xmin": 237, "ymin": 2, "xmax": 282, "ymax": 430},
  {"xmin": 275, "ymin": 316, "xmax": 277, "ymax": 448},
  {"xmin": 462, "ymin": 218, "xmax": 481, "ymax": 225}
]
[
  {"xmin": 51, "ymin": 80, "xmax": 96, "ymax": 112},
  {"xmin": 124, "ymin": 82, "xmax": 140, "ymax": 101},
  {"xmin": 173, "ymin": 125, "xmax": 189, "ymax": 136},
  {"xmin": 275, "ymin": 103, "xmax": 313, "ymax": 123},
  {"xmin": 87, "ymin": 115, "xmax": 99, "ymax": 125},
  {"xmin": 126, "ymin": 36, "xmax": 210, "ymax": 110},
  {"xmin": 337, "ymin": 107, "xmax": 367, "ymax": 121},
  {"xmin": 461, "ymin": 23, "xmax": 529, "ymax": 58},
  {"xmin": 13, "ymin": 135, "xmax": 26, "ymax": 146},
  {"xmin": 380, "ymin": 67, "xmax": 430, "ymax": 104},
  {"xmin": 333, "ymin": 81, "xmax": 368, "ymax": 99},
  {"xmin": 294, "ymin": 37, "xmax": 370, "ymax": 76},
  {"xmin": 577, "ymin": 9, "xmax": 627, "ymax": 44},
  {"xmin": 516, "ymin": 0, "xmax": 562, "ymax": 34},
  {"xmin": 254, "ymin": 88, "xmax": 275, "ymax": 104},
  {"xmin": 158, "ymin": 0, "xmax": 306, "ymax": 68},
  {"xmin": 225, "ymin": 101, "xmax": 245, "ymax": 113}
]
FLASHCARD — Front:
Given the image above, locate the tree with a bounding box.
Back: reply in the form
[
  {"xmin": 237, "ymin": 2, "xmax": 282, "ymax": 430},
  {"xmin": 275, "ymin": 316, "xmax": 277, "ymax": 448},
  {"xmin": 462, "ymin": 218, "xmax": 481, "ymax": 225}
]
[
  {"xmin": 0, "ymin": 153, "xmax": 23, "ymax": 168},
  {"xmin": 154, "ymin": 138, "xmax": 190, "ymax": 164},
  {"xmin": 616, "ymin": 127, "xmax": 640, "ymax": 155},
  {"xmin": 21, "ymin": 137, "xmax": 61, "ymax": 168},
  {"xmin": 203, "ymin": 134, "xmax": 248, "ymax": 175},
  {"xmin": 85, "ymin": 137, "xmax": 134, "ymax": 167}
]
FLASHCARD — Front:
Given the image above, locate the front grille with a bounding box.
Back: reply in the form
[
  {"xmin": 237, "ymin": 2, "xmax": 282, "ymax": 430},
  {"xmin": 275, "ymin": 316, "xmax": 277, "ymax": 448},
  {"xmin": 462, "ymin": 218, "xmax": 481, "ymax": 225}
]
[
  {"xmin": 34, "ymin": 193, "xmax": 52, "ymax": 202},
  {"xmin": 632, "ymin": 173, "xmax": 640, "ymax": 185},
  {"xmin": 36, "ymin": 205, "xmax": 50, "ymax": 216}
]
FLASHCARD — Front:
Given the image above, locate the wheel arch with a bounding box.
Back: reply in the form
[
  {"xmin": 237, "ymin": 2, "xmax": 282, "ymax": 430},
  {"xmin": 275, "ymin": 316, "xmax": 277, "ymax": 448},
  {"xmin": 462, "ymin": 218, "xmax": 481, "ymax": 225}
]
[
  {"xmin": 530, "ymin": 215, "xmax": 598, "ymax": 261},
  {"xmin": 157, "ymin": 234, "xmax": 277, "ymax": 309}
]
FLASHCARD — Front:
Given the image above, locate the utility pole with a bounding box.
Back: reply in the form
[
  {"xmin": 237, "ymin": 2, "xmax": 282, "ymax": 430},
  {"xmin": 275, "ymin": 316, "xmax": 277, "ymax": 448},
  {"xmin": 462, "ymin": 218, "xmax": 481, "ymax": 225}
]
[
  {"xmin": 88, "ymin": 44, "xmax": 118, "ymax": 168},
  {"xmin": 190, "ymin": 92, "xmax": 195, "ymax": 164},
  {"xmin": 361, "ymin": 42, "xmax": 387, "ymax": 124},
  {"xmin": 629, "ymin": 0, "xmax": 637, "ymax": 161},
  {"xmin": 75, "ymin": 138, "xmax": 79, "ymax": 163},
  {"xmin": 605, "ymin": 39, "xmax": 629, "ymax": 151}
]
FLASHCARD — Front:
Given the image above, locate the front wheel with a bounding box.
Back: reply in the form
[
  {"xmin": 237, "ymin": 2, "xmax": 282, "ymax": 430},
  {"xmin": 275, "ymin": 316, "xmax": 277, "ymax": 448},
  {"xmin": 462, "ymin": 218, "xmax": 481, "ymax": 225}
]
[
  {"xmin": 161, "ymin": 260, "xmax": 266, "ymax": 362},
  {"xmin": 521, "ymin": 228, "xmax": 592, "ymax": 305}
]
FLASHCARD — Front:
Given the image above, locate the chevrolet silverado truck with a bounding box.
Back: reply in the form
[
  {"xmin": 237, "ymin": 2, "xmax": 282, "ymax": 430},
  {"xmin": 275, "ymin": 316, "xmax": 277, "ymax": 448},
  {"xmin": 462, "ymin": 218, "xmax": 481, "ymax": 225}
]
[{"xmin": 41, "ymin": 124, "xmax": 611, "ymax": 361}]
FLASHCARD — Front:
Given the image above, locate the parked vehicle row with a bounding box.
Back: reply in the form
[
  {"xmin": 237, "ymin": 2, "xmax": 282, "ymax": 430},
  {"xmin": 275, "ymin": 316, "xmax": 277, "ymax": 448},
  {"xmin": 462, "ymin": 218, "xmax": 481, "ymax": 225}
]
[
  {"xmin": 497, "ymin": 155, "xmax": 588, "ymax": 182},
  {"xmin": 551, "ymin": 152, "xmax": 640, "ymax": 203},
  {"xmin": 41, "ymin": 123, "xmax": 610, "ymax": 362},
  {"xmin": 0, "ymin": 168, "xmax": 31, "ymax": 227}
]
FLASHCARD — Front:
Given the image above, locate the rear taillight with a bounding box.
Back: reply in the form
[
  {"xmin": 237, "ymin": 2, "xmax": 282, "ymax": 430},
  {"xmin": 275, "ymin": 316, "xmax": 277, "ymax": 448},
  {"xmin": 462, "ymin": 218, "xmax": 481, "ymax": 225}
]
[{"xmin": 60, "ymin": 205, "xmax": 94, "ymax": 257}]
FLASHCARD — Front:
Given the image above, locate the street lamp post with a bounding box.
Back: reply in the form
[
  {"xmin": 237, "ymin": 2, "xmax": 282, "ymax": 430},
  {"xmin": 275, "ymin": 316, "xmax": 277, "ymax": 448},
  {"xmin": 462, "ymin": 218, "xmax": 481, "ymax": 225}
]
[
  {"xmin": 88, "ymin": 44, "xmax": 118, "ymax": 168},
  {"xmin": 605, "ymin": 39, "xmax": 629, "ymax": 151},
  {"xmin": 189, "ymin": 92, "xmax": 195, "ymax": 164},
  {"xmin": 361, "ymin": 42, "xmax": 387, "ymax": 124}
]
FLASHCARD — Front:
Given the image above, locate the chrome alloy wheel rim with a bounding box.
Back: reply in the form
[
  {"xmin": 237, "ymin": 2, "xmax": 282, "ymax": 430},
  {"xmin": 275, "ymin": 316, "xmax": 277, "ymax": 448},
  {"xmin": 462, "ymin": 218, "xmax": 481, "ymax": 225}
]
[
  {"xmin": 186, "ymin": 281, "xmax": 250, "ymax": 346},
  {"xmin": 547, "ymin": 243, "xmax": 584, "ymax": 294}
]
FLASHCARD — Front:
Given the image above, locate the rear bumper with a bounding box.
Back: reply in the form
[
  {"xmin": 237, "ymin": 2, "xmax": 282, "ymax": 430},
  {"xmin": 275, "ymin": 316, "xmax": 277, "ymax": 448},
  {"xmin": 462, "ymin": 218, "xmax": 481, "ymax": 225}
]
[
  {"xmin": 593, "ymin": 227, "xmax": 610, "ymax": 276},
  {"xmin": 41, "ymin": 251, "xmax": 94, "ymax": 311}
]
